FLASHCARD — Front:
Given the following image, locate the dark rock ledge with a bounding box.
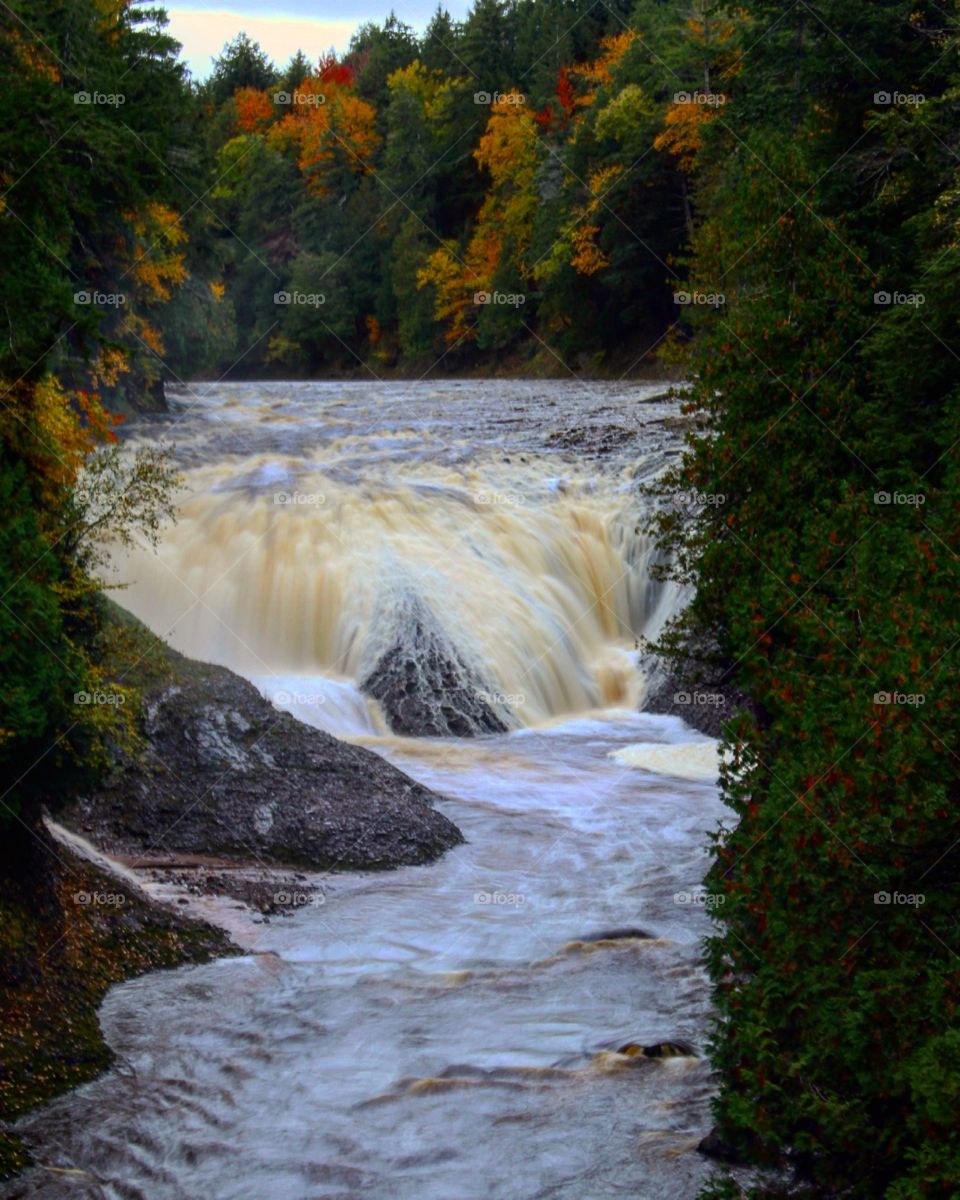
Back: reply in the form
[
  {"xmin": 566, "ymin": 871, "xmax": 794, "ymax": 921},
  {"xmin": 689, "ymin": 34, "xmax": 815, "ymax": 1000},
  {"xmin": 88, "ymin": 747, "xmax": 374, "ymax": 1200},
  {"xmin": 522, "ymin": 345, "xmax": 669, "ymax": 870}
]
[{"xmin": 63, "ymin": 609, "xmax": 464, "ymax": 874}]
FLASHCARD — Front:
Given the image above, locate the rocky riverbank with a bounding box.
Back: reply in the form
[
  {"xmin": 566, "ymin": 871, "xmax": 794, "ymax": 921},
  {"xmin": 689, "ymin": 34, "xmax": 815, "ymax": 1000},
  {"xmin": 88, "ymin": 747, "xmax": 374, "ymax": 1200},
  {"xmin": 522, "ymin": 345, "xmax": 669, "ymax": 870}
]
[
  {"xmin": 1, "ymin": 608, "xmax": 467, "ymax": 1179},
  {"xmin": 640, "ymin": 656, "xmax": 751, "ymax": 739},
  {"xmin": 63, "ymin": 606, "xmax": 464, "ymax": 880},
  {"xmin": 0, "ymin": 831, "xmax": 235, "ymax": 1179}
]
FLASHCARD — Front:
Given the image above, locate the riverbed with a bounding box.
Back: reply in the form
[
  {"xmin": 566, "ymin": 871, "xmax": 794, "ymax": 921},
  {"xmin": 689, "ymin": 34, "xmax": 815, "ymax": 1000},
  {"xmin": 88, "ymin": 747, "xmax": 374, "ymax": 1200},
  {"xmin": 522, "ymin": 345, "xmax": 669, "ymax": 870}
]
[{"xmin": 5, "ymin": 381, "xmax": 728, "ymax": 1199}]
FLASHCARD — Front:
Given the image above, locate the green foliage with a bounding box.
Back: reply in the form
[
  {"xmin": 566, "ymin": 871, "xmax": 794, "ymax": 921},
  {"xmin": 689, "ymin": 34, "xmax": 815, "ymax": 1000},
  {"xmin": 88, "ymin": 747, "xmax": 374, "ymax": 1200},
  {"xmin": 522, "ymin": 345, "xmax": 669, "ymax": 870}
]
[
  {"xmin": 0, "ymin": 457, "xmax": 80, "ymax": 825},
  {"xmin": 649, "ymin": 3, "xmax": 960, "ymax": 1196},
  {"xmin": 204, "ymin": 32, "xmax": 277, "ymax": 106}
]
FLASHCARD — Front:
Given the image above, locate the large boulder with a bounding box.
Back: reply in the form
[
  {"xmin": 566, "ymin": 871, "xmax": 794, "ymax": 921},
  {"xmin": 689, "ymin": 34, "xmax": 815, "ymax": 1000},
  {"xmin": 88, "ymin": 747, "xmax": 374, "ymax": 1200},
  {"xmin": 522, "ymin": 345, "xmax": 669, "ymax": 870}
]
[
  {"xmin": 359, "ymin": 597, "xmax": 511, "ymax": 738},
  {"xmin": 65, "ymin": 626, "xmax": 463, "ymax": 871}
]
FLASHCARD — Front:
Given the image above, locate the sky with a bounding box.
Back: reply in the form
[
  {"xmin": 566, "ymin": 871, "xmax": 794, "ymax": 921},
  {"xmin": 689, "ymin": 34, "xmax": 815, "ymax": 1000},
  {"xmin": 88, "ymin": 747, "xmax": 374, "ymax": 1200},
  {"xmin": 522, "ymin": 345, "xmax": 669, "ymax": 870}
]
[{"xmin": 166, "ymin": 0, "xmax": 469, "ymax": 80}]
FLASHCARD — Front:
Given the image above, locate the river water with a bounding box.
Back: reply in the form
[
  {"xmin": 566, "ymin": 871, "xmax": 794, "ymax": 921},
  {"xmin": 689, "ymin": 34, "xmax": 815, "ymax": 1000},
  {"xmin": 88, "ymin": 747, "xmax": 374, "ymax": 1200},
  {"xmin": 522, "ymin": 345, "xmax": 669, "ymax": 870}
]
[{"xmin": 6, "ymin": 381, "xmax": 729, "ymax": 1199}]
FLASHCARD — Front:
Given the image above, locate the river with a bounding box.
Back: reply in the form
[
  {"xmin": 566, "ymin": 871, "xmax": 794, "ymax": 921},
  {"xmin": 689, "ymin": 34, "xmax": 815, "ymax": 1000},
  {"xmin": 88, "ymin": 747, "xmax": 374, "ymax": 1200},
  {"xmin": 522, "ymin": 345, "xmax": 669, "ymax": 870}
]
[{"xmin": 6, "ymin": 381, "xmax": 728, "ymax": 1199}]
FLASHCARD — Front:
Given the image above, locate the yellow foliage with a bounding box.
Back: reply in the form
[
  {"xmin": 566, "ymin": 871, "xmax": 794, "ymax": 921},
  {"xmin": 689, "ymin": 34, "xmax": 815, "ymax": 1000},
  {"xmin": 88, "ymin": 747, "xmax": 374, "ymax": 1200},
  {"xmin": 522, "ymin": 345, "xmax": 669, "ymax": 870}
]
[
  {"xmin": 569, "ymin": 225, "xmax": 608, "ymax": 275},
  {"xmin": 654, "ymin": 99, "xmax": 715, "ymax": 172},
  {"xmin": 264, "ymin": 333, "xmax": 302, "ymax": 365},
  {"xmin": 417, "ymin": 242, "xmax": 478, "ymax": 344},
  {"xmin": 419, "ymin": 95, "xmax": 539, "ymax": 342},
  {"xmin": 387, "ymin": 61, "xmax": 458, "ymax": 119},
  {"xmin": 0, "ymin": 377, "xmax": 116, "ymax": 517},
  {"xmin": 126, "ymin": 204, "xmax": 188, "ymax": 302},
  {"xmin": 89, "ymin": 348, "xmax": 130, "ymax": 388}
]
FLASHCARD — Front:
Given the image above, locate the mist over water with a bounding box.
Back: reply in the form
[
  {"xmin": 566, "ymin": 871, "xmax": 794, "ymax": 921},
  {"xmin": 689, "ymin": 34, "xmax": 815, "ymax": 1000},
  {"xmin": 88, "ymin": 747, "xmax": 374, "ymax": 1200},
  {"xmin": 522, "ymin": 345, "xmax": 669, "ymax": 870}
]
[{"xmin": 6, "ymin": 382, "xmax": 730, "ymax": 1199}]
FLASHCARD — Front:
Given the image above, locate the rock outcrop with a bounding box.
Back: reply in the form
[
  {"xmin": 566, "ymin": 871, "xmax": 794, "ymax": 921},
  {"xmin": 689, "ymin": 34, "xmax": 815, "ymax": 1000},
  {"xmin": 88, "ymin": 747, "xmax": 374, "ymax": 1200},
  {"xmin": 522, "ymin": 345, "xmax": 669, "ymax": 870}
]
[
  {"xmin": 64, "ymin": 612, "xmax": 464, "ymax": 870},
  {"xmin": 359, "ymin": 597, "xmax": 511, "ymax": 738}
]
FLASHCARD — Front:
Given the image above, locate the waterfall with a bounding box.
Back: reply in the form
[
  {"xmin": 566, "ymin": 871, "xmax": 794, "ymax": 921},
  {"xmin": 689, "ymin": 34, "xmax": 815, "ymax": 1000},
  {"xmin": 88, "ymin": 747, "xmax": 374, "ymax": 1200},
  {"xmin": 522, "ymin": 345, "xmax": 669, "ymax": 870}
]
[{"xmin": 110, "ymin": 381, "xmax": 686, "ymax": 733}]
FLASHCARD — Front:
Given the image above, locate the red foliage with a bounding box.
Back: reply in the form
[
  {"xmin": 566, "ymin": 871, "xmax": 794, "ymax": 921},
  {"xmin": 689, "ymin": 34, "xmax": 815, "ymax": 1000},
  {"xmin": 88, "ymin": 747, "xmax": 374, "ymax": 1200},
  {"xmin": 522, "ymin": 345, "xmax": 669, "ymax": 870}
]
[{"xmin": 318, "ymin": 54, "xmax": 355, "ymax": 88}]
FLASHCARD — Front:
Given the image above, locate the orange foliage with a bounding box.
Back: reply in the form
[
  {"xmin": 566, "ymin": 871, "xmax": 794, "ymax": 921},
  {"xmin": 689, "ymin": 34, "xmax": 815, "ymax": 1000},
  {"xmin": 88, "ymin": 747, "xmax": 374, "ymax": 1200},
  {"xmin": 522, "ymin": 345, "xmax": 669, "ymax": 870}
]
[
  {"xmin": 569, "ymin": 225, "xmax": 607, "ymax": 275},
  {"xmin": 654, "ymin": 99, "xmax": 716, "ymax": 172},
  {"xmin": 125, "ymin": 203, "xmax": 188, "ymax": 303},
  {"xmin": 569, "ymin": 31, "xmax": 638, "ymax": 102},
  {"xmin": 233, "ymin": 87, "xmax": 274, "ymax": 133},
  {"xmin": 267, "ymin": 76, "xmax": 379, "ymax": 195},
  {"xmin": 8, "ymin": 28, "xmax": 60, "ymax": 81}
]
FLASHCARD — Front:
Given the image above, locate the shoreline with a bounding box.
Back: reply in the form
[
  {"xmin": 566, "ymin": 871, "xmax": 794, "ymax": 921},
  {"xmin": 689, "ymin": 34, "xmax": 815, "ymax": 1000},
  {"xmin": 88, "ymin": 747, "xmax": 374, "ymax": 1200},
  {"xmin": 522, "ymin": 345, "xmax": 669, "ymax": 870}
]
[{"xmin": 0, "ymin": 829, "xmax": 238, "ymax": 1180}]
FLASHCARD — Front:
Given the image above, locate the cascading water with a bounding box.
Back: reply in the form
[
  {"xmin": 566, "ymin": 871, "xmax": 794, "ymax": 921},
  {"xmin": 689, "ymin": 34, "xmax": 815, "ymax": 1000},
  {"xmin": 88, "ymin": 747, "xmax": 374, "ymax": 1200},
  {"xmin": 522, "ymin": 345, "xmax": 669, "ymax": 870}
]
[
  {"xmin": 5, "ymin": 381, "xmax": 732, "ymax": 1200},
  {"xmin": 108, "ymin": 380, "xmax": 685, "ymax": 734}
]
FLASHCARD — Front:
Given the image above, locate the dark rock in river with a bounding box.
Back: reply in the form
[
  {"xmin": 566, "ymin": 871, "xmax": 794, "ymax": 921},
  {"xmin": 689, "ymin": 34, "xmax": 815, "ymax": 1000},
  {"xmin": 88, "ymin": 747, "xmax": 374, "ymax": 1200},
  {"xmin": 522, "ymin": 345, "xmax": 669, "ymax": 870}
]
[
  {"xmin": 580, "ymin": 928, "xmax": 654, "ymax": 943},
  {"xmin": 359, "ymin": 597, "xmax": 510, "ymax": 738},
  {"xmin": 64, "ymin": 609, "xmax": 463, "ymax": 870}
]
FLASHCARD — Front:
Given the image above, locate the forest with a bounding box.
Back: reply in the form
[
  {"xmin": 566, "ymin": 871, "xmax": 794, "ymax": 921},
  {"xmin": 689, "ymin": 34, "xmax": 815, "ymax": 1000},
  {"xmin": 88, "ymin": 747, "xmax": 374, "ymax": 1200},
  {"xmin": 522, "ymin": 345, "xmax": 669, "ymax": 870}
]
[{"xmin": 2, "ymin": 0, "xmax": 960, "ymax": 1196}]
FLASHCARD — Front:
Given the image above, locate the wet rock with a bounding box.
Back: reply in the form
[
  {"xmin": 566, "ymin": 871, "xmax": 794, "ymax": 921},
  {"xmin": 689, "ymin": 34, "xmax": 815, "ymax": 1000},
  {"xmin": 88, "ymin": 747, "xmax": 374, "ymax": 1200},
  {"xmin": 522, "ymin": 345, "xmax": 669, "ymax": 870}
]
[
  {"xmin": 615, "ymin": 1040, "xmax": 696, "ymax": 1059},
  {"xmin": 359, "ymin": 597, "xmax": 510, "ymax": 738},
  {"xmin": 580, "ymin": 927, "xmax": 654, "ymax": 943},
  {"xmin": 640, "ymin": 1040, "xmax": 696, "ymax": 1058},
  {"xmin": 546, "ymin": 423, "xmax": 639, "ymax": 457},
  {"xmin": 697, "ymin": 1127, "xmax": 742, "ymax": 1163},
  {"xmin": 63, "ymin": 609, "xmax": 464, "ymax": 871},
  {"xmin": 640, "ymin": 654, "xmax": 752, "ymax": 739}
]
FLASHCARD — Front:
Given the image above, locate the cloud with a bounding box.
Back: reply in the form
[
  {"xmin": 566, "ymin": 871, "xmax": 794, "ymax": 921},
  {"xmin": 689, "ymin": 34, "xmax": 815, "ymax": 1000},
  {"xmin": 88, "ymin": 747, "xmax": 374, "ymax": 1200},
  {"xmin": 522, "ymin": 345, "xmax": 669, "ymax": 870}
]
[{"xmin": 167, "ymin": 9, "xmax": 361, "ymax": 79}]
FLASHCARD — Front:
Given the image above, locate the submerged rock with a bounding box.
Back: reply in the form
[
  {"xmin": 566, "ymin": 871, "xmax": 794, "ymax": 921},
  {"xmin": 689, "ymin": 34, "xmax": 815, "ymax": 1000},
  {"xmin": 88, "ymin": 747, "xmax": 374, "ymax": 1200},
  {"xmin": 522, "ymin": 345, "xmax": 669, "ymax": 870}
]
[
  {"xmin": 359, "ymin": 597, "xmax": 511, "ymax": 738},
  {"xmin": 64, "ymin": 614, "xmax": 464, "ymax": 871}
]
